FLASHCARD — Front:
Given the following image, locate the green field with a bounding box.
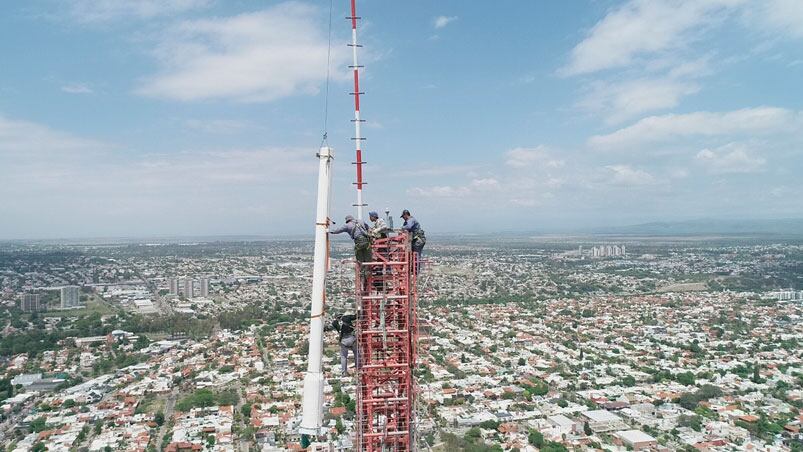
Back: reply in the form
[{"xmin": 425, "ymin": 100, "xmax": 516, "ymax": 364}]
[{"xmin": 42, "ymin": 293, "xmax": 118, "ymax": 317}]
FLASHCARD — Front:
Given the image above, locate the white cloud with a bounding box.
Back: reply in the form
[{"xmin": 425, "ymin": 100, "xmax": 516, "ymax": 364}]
[
  {"xmin": 61, "ymin": 83, "xmax": 94, "ymax": 94},
  {"xmin": 745, "ymin": 0, "xmax": 803, "ymax": 38},
  {"xmin": 406, "ymin": 146, "xmax": 570, "ymax": 206},
  {"xmin": 470, "ymin": 178, "xmax": 500, "ymax": 191},
  {"xmin": 562, "ymin": 0, "xmax": 803, "ymax": 123},
  {"xmin": 695, "ymin": 143, "xmax": 766, "ymax": 173},
  {"xmin": 0, "ymin": 114, "xmax": 313, "ymax": 190},
  {"xmin": 433, "ymin": 16, "xmax": 458, "ymax": 29},
  {"xmin": 561, "ymin": 0, "xmax": 742, "ymax": 76},
  {"xmin": 605, "ymin": 164, "xmax": 657, "ymax": 186},
  {"xmin": 0, "ymin": 113, "xmax": 322, "ymax": 238},
  {"xmin": 0, "ymin": 115, "xmax": 107, "ymax": 156},
  {"xmin": 407, "ymin": 185, "xmax": 471, "ymax": 198},
  {"xmin": 137, "ymin": 3, "xmax": 348, "ymax": 102},
  {"xmin": 66, "ymin": 0, "xmax": 211, "ymax": 23},
  {"xmin": 399, "ymin": 165, "xmax": 478, "ymax": 177},
  {"xmin": 579, "ymin": 78, "xmax": 700, "ymax": 124},
  {"xmin": 665, "ymin": 57, "xmax": 714, "ymax": 78},
  {"xmin": 589, "ymin": 107, "xmax": 801, "ymax": 148},
  {"xmin": 504, "ymin": 146, "xmax": 565, "ymax": 169}
]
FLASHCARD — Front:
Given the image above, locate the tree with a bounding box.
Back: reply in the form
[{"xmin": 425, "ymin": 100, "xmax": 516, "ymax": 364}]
[
  {"xmin": 335, "ymin": 418, "xmax": 345, "ymax": 435},
  {"xmin": 752, "ymin": 364, "xmax": 762, "ymax": 383},
  {"xmin": 134, "ymin": 335, "xmax": 150, "ymax": 350},
  {"xmin": 478, "ymin": 420, "xmax": 500, "ymax": 430},
  {"xmin": 679, "ymin": 414, "xmax": 702, "ymax": 432},
  {"xmin": 75, "ymin": 425, "xmax": 89, "ymax": 444},
  {"xmin": 241, "ymin": 403, "xmax": 251, "ymax": 418},
  {"xmin": 216, "ymin": 389, "xmax": 239, "ymax": 406},
  {"xmin": 676, "ymin": 371, "xmax": 695, "ymax": 386},
  {"xmin": 678, "ymin": 393, "xmax": 698, "ymax": 410},
  {"xmin": 154, "ymin": 411, "xmax": 165, "ymax": 426},
  {"xmin": 528, "ymin": 429, "xmax": 545, "ymax": 448},
  {"xmin": 62, "ymin": 399, "xmax": 76, "ymax": 409},
  {"xmin": 696, "ymin": 384, "xmax": 723, "ymax": 400},
  {"xmin": 518, "ymin": 357, "xmax": 526, "ymax": 366},
  {"xmin": 176, "ymin": 389, "xmax": 215, "ymax": 411},
  {"xmin": 29, "ymin": 417, "xmax": 47, "ymax": 433},
  {"xmin": 584, "ymin": 421, "xmax": 592, "ymax": 436},
  {"xmin": 31, "ymin": 443, "xmax": 46, "ymax": 452}
]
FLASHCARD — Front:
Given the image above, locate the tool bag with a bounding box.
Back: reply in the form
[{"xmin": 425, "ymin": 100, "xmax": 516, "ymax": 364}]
[{"xmin": 412, "ymin": 228, "xmax": 426, "ymax": 247}]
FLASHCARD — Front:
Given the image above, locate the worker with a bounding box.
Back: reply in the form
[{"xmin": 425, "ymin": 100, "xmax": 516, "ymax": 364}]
[
  {"xmin": 400, "ymin": 209, "xmax": 426, "ymax": 273},
  {"xmin": 368, "ymin": 211, "xmax": 390, "ymax": 239},
  {"xmin": 329, "ymin": 215, "xmax": 372, "ymax": 264},
  {"xmin": 332, "ymin": 314, "xmax": 359, "ymax": 376},
  {"xmin": 367, "ymin": 211, "xmax": 391, "ymax": 288}
]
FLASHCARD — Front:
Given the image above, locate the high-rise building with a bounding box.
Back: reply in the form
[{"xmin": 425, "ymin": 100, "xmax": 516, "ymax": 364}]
[
  {"xmin": 200, "ymin": 278, "xmax": 209, "ymax": 298},
  {"xmin": 168, "ymin": 278, "xmax": 179, "ymax": 295},
  {"xmin": 61, "ymin": 286, "xmax": 80, "ymax": 309},
  {"xmin": 21, "ymin": 293, "xmax": 41, "ymax": 312},
  {"xmin": 183, "ymin": 278, "xmax": 194, "ymax": 299}
]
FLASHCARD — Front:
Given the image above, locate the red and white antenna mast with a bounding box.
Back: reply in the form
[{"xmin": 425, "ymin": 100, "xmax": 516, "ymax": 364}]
[{"xmin": 349, "ymin": 0, "xmax": 366, "ymax": 221}]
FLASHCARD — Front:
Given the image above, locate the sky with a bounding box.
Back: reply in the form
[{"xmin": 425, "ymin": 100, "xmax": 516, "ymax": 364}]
[{"xmin": 1, "ymin": 0, "xmax": 802, "ymax": 239}]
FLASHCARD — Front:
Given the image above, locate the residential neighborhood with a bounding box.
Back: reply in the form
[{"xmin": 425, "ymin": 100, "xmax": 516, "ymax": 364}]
[{"xmin": 1, "ymin": 237, "xmax": 801, "ymax": 451}]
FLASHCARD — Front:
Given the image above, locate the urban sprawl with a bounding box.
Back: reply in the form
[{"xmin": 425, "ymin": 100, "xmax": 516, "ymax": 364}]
[{"xmin": 1, "ymin": 236, "xmax": 802, "ymax": 452}]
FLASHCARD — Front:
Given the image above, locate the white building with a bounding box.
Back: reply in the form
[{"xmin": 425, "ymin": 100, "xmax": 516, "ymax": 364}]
[
  {"xmin": 183, "ymin": 278, "xmax": 194, "ymax": 298},
  {"xmin": 614, "ymin": 430, "xmax": 657, "ymax": 450},
  {"xmin": 581, "ymin": 410, "xmax": 627, "ymax": 433},
  {"xmin": 61, "ymin": 285, "xmax": 80, "ymax": 308},
  {"xmin": 21, "ymin": 293, "xmax": 41, "ymax": 312}
]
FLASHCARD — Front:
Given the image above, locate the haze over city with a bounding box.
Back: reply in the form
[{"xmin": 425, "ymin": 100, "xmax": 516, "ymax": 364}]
[{"xmin": 2, "ymin": 0, "xmax": 802, "ymax": 239}]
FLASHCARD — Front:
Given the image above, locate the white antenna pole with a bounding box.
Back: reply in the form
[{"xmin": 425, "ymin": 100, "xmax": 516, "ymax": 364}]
[
  {"xmin": 299, "ymin": 146, "xmax": 334, "ymax": 437},
  {"xmin": 349, "ymin": 0, "xmax": 366, "ymax": 221}
]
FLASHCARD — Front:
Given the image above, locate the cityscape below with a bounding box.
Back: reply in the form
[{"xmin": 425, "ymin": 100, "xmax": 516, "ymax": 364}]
[{"xmin": 1, "ymin": 232, "xmax": 802, "ymax": 451}]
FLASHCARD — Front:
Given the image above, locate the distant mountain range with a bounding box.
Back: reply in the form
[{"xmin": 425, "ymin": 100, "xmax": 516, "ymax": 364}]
[{"xmin": 592, "ymin": 218, "xmax": 803, "ymax": 236}]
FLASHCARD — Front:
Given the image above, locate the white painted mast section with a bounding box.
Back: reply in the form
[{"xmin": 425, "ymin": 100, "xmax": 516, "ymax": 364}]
[
  {"xmin": 299, "ymin": 146, "xmax": 334, "ymax": 436},
  {"xmin": 350, "ymin": 0, "xmax": 365, "ymax": 222}
]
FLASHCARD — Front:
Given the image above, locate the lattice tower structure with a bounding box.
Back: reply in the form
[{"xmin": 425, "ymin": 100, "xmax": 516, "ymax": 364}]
[{"xmin": 355, "ymin": 232, "xmax": 419, "ymax": 451}]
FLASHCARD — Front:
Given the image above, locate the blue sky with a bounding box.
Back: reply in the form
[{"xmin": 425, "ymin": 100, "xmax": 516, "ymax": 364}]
[{"xmin": 1, "ymin": 0, "xmax": 802, "ymax": 239}]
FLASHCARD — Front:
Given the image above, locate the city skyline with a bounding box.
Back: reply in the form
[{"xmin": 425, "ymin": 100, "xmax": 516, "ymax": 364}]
[{"xmin": 1, "ymin": 0, "xmax": 803, "ymax": 239}]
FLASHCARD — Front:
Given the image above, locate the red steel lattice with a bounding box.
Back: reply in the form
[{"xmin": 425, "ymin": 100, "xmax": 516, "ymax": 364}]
[{"xmin": 355, "ymin": 232, "xmax": 418, "ymax": 451}]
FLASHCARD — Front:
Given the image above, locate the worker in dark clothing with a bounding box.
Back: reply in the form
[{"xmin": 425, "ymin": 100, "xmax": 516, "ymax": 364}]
[
  {"xmin": 401, "ymin": 209, "xmax": 426, "ymax": 273},
  {"xmin": 330, "ymin": 215, "xmax": 372, "ymax": 290},
  {"xmin": 332, "ymin": 314, "xmax": 359, "ymax": 376},
  {"xmin": 329, "ymin": 215, "xmax": 372, "ymax": 263}
]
